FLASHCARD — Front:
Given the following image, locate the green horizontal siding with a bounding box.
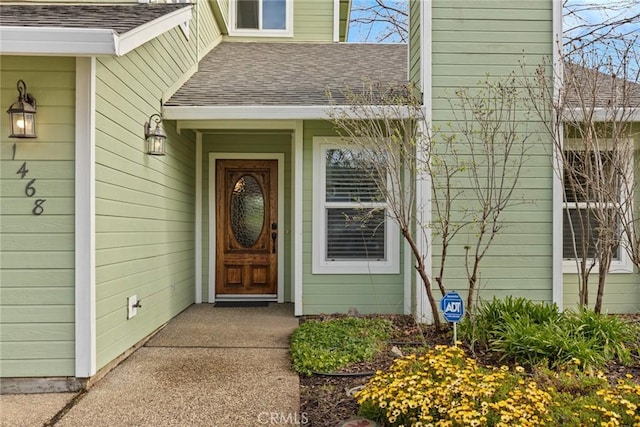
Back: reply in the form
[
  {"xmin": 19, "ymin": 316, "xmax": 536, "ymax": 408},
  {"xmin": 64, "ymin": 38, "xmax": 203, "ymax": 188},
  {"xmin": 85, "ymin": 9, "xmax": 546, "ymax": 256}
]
[
  {"xmin": 430, "ymin": 0, "xmax": 554, "ymax": 307},
  {"xmin": 198, "ymin": 0, "xmax": 223, "ymax": 57},
  {"xmin": 94, "ymin": 24, "xmax": 198, "ymax": 371},
  {"xmin": 200, "ymin": 132, "xmax": 293, "ymax": 303},
  {"xmin": 0, "ymin": 56, "xmax": 76, "ymax": 377},
  {"xmin": 302, "ymin": 121, "xmax": 405, "ymax": 315}
]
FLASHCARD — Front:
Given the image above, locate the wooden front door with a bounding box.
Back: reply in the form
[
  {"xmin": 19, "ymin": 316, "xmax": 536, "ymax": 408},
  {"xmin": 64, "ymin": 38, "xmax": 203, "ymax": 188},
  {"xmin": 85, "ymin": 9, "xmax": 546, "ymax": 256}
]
[{"xmin": 216, "ymin": 159, "xmax": 278, "ymax": 296}]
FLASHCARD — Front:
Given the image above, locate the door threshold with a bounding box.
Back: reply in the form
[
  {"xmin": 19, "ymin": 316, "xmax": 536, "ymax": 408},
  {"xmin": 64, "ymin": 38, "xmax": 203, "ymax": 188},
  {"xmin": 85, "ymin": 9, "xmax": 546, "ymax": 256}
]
[
  {"xmin": 214, "ymin": 301, "xmax": 271, "ymax": 307},
  {"xmin": 215, "ymin": 294, "xmax": 277, "ymax": 301}
]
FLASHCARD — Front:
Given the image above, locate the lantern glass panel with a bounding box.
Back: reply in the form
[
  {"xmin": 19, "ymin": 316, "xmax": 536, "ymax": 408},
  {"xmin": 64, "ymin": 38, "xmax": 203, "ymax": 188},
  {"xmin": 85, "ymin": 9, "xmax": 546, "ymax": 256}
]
[
  {"xmin": 147, "ymin": 135, "xmax": 166, "ymax": 155},
  {"xmin": 10, "ymin": 111, "xmax": 35, "ymax": 137}
]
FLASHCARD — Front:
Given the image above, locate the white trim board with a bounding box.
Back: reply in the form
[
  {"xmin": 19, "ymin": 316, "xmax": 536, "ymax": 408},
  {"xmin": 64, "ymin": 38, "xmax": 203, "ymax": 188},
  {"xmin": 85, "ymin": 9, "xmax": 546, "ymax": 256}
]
[
  {"xmin": 163, "ymin": 105, "xmax": 414, "ymax": 121},
  {"xmin": 551, "ymin": 0, "xmax": 564, "ymax": 309},
  {"xmin": 195, "ymin": 132, "xmax": 203, "ymax": 303},
  {"xmin": 0, "ymin": 6, "xmax": 192, "ymax": 56},
  {"xmin": 333, "ymin": 0, "xmax": 340, "ymax": 42},
  {"xmin": 208, "ymin": 153, "xmax": 286, "ymax": 304},
  {"xmin": 177, "ymin": 120, "xmax": 299, "ymax": 132},
  {"xmin": 414, "ymin": 0, "xmax": 433, "ymax": 324},
  {"xmin": 75, "ymin": 56, "xmax": 97, "ymax": 378},
  {"xmin": 293, "ymin": 121, "xmax": 304, "ymax": 316}
]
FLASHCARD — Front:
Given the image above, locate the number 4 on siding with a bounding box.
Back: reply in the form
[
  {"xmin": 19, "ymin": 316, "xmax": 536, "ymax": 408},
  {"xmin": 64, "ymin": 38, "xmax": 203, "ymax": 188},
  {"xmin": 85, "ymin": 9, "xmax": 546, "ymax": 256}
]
[{"xmin": 16, "ymin": 162, "xmax": 29, "ymax": 179}]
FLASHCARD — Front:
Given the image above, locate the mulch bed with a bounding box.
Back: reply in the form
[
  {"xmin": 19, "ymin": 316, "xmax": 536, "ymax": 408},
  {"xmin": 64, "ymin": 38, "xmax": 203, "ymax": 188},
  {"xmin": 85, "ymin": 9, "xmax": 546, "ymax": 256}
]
[{"xmin": 299, "ymin": 313, "xmax": 640, "ymax": 427}]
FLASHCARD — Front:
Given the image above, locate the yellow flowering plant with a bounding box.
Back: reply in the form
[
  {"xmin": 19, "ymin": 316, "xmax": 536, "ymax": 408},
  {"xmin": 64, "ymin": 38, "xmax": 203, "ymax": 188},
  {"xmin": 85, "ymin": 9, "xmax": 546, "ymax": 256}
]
[
  {"xmin": 356, "ymin": 345, "xmax": 553, "ymax": 426},
  {"xmin": 356, "ymin": 345, "xmax": 640, "ymax": 426}
]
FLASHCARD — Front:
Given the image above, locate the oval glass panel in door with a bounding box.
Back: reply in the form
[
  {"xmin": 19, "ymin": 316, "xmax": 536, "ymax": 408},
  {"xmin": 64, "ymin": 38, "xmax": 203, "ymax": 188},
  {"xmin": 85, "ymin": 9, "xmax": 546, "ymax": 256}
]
[{"xmin": 231, "ymin": 175, "xmax": 265, "ymax": 247}]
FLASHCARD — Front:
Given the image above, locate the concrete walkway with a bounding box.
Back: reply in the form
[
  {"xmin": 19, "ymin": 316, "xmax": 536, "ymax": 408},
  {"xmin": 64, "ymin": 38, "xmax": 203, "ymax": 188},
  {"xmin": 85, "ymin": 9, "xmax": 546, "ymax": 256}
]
[{"xmin": 1, "ymin": 303, "xmax": 301, "ymax": 427}]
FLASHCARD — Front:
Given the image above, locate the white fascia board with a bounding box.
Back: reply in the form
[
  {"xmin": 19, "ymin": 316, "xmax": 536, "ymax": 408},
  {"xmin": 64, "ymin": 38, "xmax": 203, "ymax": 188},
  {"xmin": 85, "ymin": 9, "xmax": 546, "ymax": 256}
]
[
  {"xmin": 0, "ymin": 5, "xmax": 191, "ymax": 56},
  {"xmin": 116, "ymin": 5, "xmax": 193, "ymax": 56},
  {"xmin": 565, "ymin": 107, "xmax": 640, "ymax": 122},
  {"xmin": 0, "ymin": 27, "xmax": 116, "ymax": 55},
  {"xmin": 163, "ymin": 105, "xmax": 413, "ymax": 121}
]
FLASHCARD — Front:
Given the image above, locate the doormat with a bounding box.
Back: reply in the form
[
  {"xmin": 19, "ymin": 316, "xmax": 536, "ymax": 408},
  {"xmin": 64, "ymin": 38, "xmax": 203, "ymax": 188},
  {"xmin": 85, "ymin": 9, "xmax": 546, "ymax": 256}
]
[{"xmin": 215, "ymin": 301, "xmax": 270, "ymax": 307}]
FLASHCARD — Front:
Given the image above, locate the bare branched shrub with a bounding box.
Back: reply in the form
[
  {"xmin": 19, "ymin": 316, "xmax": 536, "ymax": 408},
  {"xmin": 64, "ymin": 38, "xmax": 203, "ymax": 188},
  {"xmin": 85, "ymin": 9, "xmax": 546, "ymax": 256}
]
[{"xmin": 327, "ymin": 77, "xmax": 531, "ymax": 323}]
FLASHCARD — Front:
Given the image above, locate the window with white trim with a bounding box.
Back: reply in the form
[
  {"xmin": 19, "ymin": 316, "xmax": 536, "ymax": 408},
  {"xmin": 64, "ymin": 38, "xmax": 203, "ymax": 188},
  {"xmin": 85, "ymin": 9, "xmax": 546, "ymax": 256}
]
[
  {"xmin": 229, "ymin": 0, "xmax": 293, "ymax": 37},
  {"xmin": 313, "ymin": 138, "xmax": 399, "ymax": 274},
  {"xmin": 562, "ymin": 141, "xmax": 633, "ymax": 273}
]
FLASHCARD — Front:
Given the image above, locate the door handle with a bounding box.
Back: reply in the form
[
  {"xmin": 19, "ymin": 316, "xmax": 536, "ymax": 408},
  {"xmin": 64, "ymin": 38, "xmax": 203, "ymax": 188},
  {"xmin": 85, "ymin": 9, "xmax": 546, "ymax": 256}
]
[{"xmin": 271, "ymin": 232, "xmax": 277, "ymax": 253}]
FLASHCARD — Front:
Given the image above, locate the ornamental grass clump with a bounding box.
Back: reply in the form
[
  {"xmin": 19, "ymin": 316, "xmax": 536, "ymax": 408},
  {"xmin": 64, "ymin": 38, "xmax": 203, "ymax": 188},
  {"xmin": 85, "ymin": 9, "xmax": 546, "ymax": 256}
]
[
  {"xmin": 356, "ymin": 345, "xmax": 553, "ymax": 426},
  {"xmin": 460, "ymin": 297, "xmax": 637, "ymax": 370}
]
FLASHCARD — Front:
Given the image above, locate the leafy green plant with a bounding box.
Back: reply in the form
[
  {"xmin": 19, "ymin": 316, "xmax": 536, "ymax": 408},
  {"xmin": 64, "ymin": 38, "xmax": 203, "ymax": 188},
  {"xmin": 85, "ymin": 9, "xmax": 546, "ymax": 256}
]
[
  {"xmin": 460, "ymin": 297, "xmax": 636, "ymax": 370},
  {"xmin": 290, "ymin": 317, "xmax": 392, "ymax": 376},
  {"xmin": 460, "ymin": 296, "xmax": 561, "ymax": 349},
  {"xmin": 563, "ymin": 308, "xmax": 635, "ymax": 364}
]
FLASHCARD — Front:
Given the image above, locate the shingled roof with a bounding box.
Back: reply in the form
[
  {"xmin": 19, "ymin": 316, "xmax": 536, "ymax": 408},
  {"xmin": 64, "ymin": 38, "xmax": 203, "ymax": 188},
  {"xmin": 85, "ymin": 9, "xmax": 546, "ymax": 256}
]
[
  {"xmin": 165, "ymin": 42, "xmax": 408, "ymax": 107},
  {"xmin": 564, "ymin": 62, "xmax": 640, "ymax": 110},
  {"xmin": 0, "ymin": 3, "xmax": 190, "ymax": 34}
]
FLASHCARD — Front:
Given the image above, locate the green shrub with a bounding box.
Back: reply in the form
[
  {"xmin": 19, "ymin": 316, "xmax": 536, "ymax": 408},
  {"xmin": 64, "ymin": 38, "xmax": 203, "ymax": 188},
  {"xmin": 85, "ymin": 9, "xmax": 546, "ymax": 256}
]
[
  {"xmin": 460, "ymin": 297, "xmax": 635, "ymax": 370},
  {"xmin": 290, "ymin": 317, "xmax": 392, "ymax": 376}
]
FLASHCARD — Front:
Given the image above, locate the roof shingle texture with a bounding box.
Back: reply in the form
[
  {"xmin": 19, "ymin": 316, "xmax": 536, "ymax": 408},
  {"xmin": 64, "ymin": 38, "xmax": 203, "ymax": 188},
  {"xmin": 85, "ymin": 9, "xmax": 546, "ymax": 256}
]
[
  {"xmin": 165, "ymin": 42, "xmax": 408, "ymax": 107},
  {"xmin": 0, "ymin": 4, "xmax": 190, "ymax": 34},
  {"xmin": 564, "ymin": 62, "xmax": 640, "ymax": 109}
]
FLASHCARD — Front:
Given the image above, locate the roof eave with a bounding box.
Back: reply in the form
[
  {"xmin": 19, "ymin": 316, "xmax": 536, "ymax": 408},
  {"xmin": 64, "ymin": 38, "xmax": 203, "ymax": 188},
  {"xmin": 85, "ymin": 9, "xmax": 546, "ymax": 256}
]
[
  {"xmin": 117, "ymin": 5, "xmax": 193, "ymax": 56},
  {"xmin": 162, "ymin": 105, "xmax": 413, "ymax": 121},
  {"xmin": 0, "ymin": 5, "xmax": 192, "ymax": 56},
  {"xmin": 565, "ymin": 107, "xmax": 640, "ymax": 122},
  {"xmin": 0, "ymin": 26, "xmax": 117, "ymax": 55}
]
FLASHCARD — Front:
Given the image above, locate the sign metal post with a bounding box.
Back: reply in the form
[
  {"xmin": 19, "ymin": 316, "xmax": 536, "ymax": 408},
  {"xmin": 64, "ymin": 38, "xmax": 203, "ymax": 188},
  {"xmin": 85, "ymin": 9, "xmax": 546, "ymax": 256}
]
[{"xmin": 440, "ymin": 291, "xmax": 464, "ymax": 346}]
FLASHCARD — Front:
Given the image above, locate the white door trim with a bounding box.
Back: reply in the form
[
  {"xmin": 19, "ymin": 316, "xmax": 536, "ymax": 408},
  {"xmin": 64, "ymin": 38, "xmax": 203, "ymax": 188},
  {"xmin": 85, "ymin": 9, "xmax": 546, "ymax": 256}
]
[{"xmin": 208, "ymin": 153, "xmax": 285, "ymax": 303}]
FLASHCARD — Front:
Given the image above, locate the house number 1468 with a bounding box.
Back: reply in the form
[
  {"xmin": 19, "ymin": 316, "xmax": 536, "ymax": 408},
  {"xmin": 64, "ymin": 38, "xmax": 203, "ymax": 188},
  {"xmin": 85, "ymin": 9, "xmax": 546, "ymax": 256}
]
[{"xmin": 13, "ymin": 144, "xmax": 46, "ymax": 216}]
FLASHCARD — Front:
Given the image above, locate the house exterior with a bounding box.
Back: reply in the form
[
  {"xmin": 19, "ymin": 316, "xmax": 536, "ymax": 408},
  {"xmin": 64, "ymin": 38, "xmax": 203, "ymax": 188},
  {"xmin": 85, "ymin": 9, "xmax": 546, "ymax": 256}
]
[
  {"xmin": 0, "ymin": 0, "xmax": 637, "ymax": 391},
  {"xmin": 408, "ymin": 0, "xmax": 638, "ymax": 317}
]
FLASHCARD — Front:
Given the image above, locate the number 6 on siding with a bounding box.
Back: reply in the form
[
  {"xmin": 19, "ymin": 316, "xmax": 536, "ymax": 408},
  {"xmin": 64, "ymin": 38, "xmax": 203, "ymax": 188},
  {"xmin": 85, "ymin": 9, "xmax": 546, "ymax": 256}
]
[{"xmin": 25, "ymin": 179, "xmax": 36, "ymax": 197}]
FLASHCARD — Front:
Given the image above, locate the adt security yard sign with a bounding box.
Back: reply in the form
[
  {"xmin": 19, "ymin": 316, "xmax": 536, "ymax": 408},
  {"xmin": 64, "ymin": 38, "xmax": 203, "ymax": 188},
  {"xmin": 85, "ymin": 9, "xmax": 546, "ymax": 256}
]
[
  {"xmin": 440, "ymin": 292, "xmax": 464, "ymax": 345},
  {"xmin": 441, "ymin": 292, "xmax": 464, "ymax": 322}
]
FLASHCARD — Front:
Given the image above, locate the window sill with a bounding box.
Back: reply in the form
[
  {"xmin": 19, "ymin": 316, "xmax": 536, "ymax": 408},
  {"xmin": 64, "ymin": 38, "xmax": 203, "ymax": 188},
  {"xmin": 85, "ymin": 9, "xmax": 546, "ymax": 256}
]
[
  {"xmin": 562, "ymin": 260, "xmax": 635, "ymax": 274},
  {"xmin": 312, "ymin": 261, "xmax": 399, "ymax": 275}
]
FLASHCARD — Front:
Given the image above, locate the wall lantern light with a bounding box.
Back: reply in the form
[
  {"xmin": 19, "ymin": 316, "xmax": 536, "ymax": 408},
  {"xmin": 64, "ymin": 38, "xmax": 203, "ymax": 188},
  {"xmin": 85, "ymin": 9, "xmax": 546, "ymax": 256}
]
[
  {"xmin": 7, "ymin": 80, "xmax": 37, "ymax": 138},
  {"xmin": 144, "ymin": 113, "xmax": 167, "ymax": 156}
]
